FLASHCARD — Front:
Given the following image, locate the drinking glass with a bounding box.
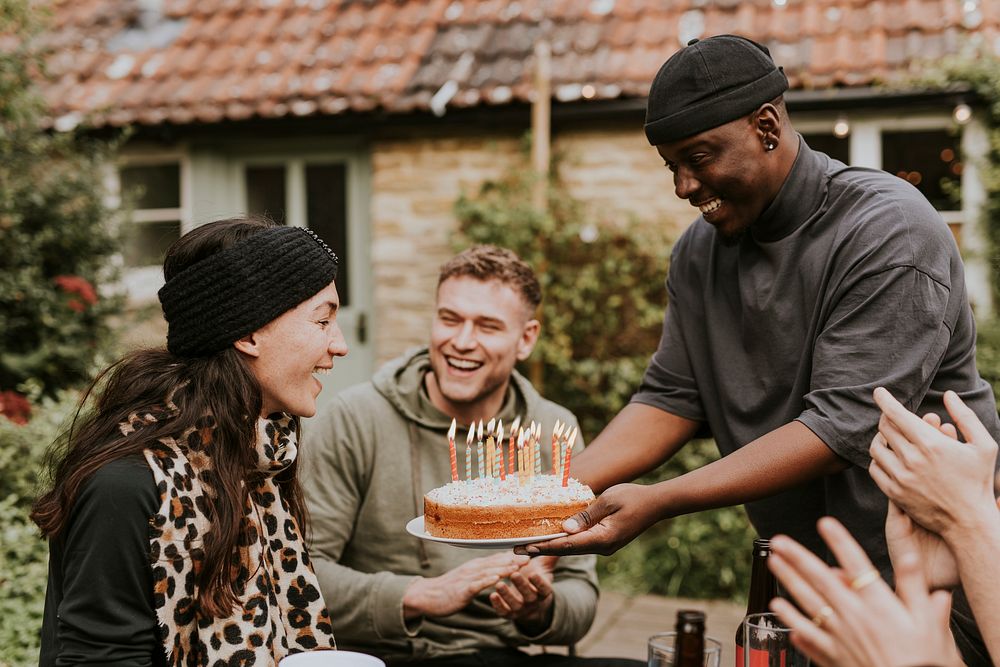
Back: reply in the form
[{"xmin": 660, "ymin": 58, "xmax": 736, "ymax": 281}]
[
  {"xmin": 648, "ymin": 632, "xmax": 722, "ymax": 667},
  {"xmin": 743, "ymin": 612, "xmax": 810, "ymax": 667}
]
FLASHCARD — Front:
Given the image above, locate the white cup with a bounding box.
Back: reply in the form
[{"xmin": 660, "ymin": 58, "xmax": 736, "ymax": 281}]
[{"xmin": 279, "ymin": 650, "xmax": 386, "ymax": 667}]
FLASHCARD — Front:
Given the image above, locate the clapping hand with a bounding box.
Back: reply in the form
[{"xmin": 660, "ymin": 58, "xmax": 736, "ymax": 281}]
[
  {"xmin": 885, "ymin": 499, "xmax": 959, "ymax": 591},
  {"xmin": 880, "ymin": 410, "xmax": 959, "ymax": 590},
  {"xmin": 489, "ymin": 555, "xmax": 558, "ymax": 634},
  {"xmin": 869, "ymin": 388, "xmax": 998, "ymax": 542},
  {"xmin": 768, "ymin": 517, "xmax": 961, "ymax": 667},
  {"xmin": 403, "ymin": 552, "xmax": 528, "ymax": 619}
]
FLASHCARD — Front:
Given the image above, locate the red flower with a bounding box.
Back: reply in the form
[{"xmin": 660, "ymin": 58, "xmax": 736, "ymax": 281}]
[
  {"xmin": 0, "ymin": 390, "xmax": 31, "ymax": 425},
  {"xmin": 54, "ymin": 275, "xmax": 98, "ymax": 308}
]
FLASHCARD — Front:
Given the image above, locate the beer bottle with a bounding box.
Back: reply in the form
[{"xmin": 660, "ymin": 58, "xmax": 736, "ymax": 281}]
[
  {"xmin": 674, "ymin": 609, "xmax": 706, "ymax": 667},
  {"xmin": 735, "ymin": 538, "xmax": 777, "ymax": 667}
]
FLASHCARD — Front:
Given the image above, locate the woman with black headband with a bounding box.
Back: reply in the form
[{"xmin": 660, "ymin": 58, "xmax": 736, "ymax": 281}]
[{"xmin": 32, "ymin": 217, "xmax": 345, "ymax": 666}]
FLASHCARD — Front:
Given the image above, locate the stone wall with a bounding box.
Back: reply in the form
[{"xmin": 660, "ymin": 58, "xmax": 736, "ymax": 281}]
[
  {"xmin": 556, "ymin": 125, "xmax": 693, "ymax": 230},
  {"xmin": 369, "ymin": 134, "xmax": 522, "ymax": 362},
  {"xmin": 369, "ymin": 125, "xmax": 691, "ymax": 364}
]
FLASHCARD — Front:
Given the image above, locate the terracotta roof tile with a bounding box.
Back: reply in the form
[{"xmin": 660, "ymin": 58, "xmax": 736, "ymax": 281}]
[{"xmin": 36, "ymin": 0, "xmax": 1000, "ymax": 128}]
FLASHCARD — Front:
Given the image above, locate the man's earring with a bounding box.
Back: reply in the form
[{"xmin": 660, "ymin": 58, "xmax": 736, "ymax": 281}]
[{"xmin": 764, "ymin": 141, "xmax": 776, "ymax": 151}]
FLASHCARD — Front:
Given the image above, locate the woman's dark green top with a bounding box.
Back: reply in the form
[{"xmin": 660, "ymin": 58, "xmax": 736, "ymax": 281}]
[{"xmin": 39, "ymin": 455, "xmax": 164, "ymax": 666}]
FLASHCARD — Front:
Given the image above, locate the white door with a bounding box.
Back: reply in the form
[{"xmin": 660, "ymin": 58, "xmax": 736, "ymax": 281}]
[{"xmin": 237, "ymin": 153, "xmax": 374, "ymax": 404}]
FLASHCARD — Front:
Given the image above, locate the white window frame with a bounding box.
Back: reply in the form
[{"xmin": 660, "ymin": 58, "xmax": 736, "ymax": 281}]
[
  {"xmin": 234, "ymin": 157, "xmax": 326, "ymax": 229},
  {"xmin": 795, "ymin": 113, "xmax": 963, "ymax": 219},
  {"xmin": 108, "ymin": 147, "xmax": 193, "ymax": 303}
]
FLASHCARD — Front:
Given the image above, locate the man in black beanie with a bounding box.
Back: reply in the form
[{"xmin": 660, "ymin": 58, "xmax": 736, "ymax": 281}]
[{"xmin": 520, "ymin": 34, "xmax": 998, "ymax": 666}]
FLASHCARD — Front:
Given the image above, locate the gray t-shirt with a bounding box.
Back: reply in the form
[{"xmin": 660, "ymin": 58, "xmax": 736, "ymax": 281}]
[{"xmin": 633, "ymin": 138, "xmax": 1000, "ymax": 575}]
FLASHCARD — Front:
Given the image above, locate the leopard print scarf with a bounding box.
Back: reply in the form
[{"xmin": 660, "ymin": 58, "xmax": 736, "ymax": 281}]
[{"xmin": 130, "ymin": 411, "xmax": 336, "ymax": 665}]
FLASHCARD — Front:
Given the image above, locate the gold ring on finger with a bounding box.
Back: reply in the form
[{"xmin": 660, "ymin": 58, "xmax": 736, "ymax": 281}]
[
  {"xmin": 810, "ymin": 605, "xmax": 834, "ymax": 629},
  {"xmin": 849, "ymin": 569, "xmax": 881, "ymax": 591}
]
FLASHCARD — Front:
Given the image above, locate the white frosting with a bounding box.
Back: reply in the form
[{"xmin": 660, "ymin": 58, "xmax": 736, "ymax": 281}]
[{"xmin": 426, "ymin": 474, "xmax": 594, "ymax": 507}]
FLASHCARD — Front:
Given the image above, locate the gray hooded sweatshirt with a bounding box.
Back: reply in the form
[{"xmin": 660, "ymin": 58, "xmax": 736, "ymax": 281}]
[{"xmin": 300, "ymin": 348, "xmax": 599, "ymax": 662}]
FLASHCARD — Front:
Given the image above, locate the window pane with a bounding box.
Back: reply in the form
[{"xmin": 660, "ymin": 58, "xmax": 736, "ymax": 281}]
[
  {"xmin": 120, "ymin": 164, "xmax": 180, "ymax": 209},
  {"xmin": 125, "ymin": 220, "xmax": 181, "ymax": 267},
  {"xmin": 306, "ymin": 163, "xmax": 349, "ymax": 306},
  {"xmin": 802, "ymin": 133, "xmax": 849, "ymax": 164},
  {"xmin": 246, "ymin": 166, "xmax": 286, "ymax": 224},
  {"xmin": 881, "ymin": 129, "xmax": 961, "ymax": 211}
]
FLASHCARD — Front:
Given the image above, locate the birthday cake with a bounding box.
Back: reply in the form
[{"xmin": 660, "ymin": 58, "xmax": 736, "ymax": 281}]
[{"xmin": 423, "ymin": 474, "xmax": 594, "ymax": 539}]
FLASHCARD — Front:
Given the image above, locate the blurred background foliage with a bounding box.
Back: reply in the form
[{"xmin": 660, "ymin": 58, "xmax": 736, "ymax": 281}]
[
  {"xmin": 0, "ymin": 391, "xmax": 78, "ymax": 667},
  {"xmin": 0, "ymin": 0, "xmax": 123, "ymax": 402},
  {"xmin": 0, "ymin": 1, "xmax": 122, "ymax": 663},
  {"xmin": 454, "ymin": 145, "xmax": 758, "ymax": 601}
]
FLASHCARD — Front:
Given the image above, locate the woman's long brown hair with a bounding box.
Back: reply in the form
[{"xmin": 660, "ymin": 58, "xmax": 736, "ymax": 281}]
[{"xmin": 31, "ymin": 217, "xmax": 309, "ymax": 619}]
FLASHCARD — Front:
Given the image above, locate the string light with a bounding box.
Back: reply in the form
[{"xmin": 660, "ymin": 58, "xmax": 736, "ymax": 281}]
[
  {"xmin": 833, "ymin": 115, "xmax": 850, "ymax": 138},
  {"xmin": 953, "ymin": 103, "xmax": 973, "ymax": 125}
]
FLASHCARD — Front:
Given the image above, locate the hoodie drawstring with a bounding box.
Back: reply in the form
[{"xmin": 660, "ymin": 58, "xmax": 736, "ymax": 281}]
[{"xmin": 408, "ymin": 421, "xmax": 431, "ymax": 569}]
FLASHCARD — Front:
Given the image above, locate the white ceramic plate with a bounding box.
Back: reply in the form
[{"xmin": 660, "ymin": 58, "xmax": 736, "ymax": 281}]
[
  {"xmin": 280, "ymin": 650, "xmax": 385, "ymax": 666},
  {"xmin": 405, "ymin": 516, "xmax": 567, "ymax": 550}
]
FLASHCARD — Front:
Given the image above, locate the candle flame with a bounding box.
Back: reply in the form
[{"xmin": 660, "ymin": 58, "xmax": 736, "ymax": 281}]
[
  {"xmin": 448, "ymin": 418, "xmax": 456, "ymax": 441},
  {"xmin": 466, "ymin": 423, "xmax": 475, "ymax": 444},
  {"xmin": 477, "ymin": 420, "xmax": 484, "ymax": 441},
  {"xmin": 511, "ymin": 415, "xmax": 521, "ymax": 435}
]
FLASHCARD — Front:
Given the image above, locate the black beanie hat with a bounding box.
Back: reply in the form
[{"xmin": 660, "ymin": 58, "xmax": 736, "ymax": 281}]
[
  {"xmin": 644, "ymin": 34, "xmax": 789, "ymax": 145},
  {"xmin": 158, "ymin": 226, "xmax": 339, "ymax": 357}
]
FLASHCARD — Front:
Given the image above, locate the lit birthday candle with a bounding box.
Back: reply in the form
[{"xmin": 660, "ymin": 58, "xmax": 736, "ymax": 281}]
[
  {"xmin": 486, "ymin": 418, "xmax": 496, "ymax": 478},
  {"xmin": 533, "ymin": 421, "xmax": 542, "ymax": 476},
  {"xmin": 562, "ymin": 426, "xmax": 578, "ymax": 487},
  {"xmin": 477, "ymin": 420, "xmax": 485, "ymax": 478},
  {"xmin": 447, "ymin": 418, "xmax": 458, "ymax": 482},
  {"xmin": 485, "ymin": 433, "xmax": 494, "ymax": 479},
  {"xmin": 508, "ymin": 415, "xmax": 520, "ymax": 478},
  {"xmin": 517, "ymin": 427, "xmax": 526, "ymax": 485},
  {"xmin": 465, "ymin": 423, "xmax": 474, "ymax": 480},
  {"xmin": 523, "ymin": 423, "xmax": 532, "ymax": 479},
  {"xmin": 496, "ymin": 420, "xmax": 504, "ymax": 479},
  {"xmin": 551, "ymin": 420, "xmax": 563, "ymax": 475}
]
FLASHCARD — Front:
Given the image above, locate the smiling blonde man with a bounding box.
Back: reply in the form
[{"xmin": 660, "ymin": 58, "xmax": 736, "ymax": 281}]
[{"xmin": 300, "ymin": 246, "xmax": 640, "ymax": 667}]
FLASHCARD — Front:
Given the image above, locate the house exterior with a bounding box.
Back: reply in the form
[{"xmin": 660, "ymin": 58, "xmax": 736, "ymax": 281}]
[{"xmin": 39, "ymin": 0, "xmax": 1000, "ymax": 396}]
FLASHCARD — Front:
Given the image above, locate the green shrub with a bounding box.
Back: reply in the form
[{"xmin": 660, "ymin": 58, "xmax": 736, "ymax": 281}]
[
  {"xmin": 600, "ymin": 441, "xmax": 757, "ymax": 600},
  {"xmin": 454, "ymin": 148, "xmax": 756, "ymax": 600},
  {"xmin": 0, "ymin": 0, "xmax": 123, "ymax": 399},
  {"xmin": 0, "ymin": 391, "xmax": 78, "ymax": 667},
  {"xmin": 0, "ymin": 2, "xmax": 122, "ymax": 661},
  {"xmin": 975, "ymin": 318, "xmax": 1000, "ymax": 398}
]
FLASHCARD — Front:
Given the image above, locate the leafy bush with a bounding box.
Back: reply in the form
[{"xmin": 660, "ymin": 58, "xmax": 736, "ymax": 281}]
[
  {"xmin": 0, "ymin": 2, "xmax": 123, "ymax": 662},
  {"xmin": 0, "ymin": 0, "xmax": 123, "ymax": 400},
  {"xmin": 454, "ymin": 149, "xmax": 757, "ymax": 600},
  {"xmin": 0, "ymin": 391, "xmax": 78, "ymax": 667},
  {"xmin": 975, "ymin": 318, "xmax": 1000, "ymax": 398}
]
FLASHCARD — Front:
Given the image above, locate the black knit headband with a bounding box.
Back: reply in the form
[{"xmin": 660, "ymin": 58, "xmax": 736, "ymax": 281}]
[{"xmin": 158, "ymin": 226, "xmax": 339, "ymax": 357}]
